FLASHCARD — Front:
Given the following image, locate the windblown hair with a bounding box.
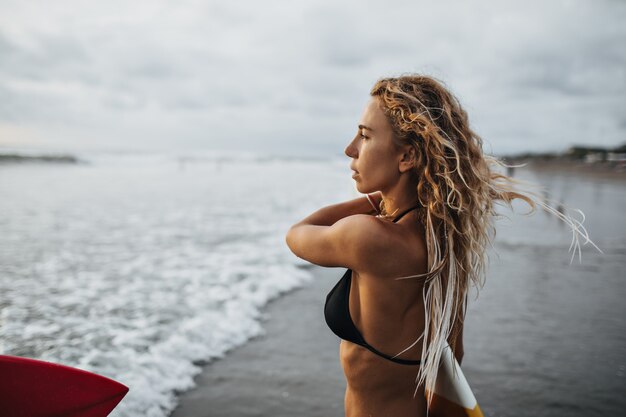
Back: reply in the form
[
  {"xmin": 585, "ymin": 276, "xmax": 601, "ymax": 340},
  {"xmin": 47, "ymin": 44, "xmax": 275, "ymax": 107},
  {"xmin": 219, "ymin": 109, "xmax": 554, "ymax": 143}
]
[{"xmin": 369, "ymin": 75, "xmax": 598, "ymax": 403}]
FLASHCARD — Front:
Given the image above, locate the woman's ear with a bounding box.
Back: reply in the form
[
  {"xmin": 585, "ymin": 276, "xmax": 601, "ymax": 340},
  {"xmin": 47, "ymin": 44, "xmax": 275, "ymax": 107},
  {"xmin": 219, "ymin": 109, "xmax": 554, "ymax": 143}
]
[{"xmin": 398, "ymin": 145, "xmax": 416, "ymax": 173}]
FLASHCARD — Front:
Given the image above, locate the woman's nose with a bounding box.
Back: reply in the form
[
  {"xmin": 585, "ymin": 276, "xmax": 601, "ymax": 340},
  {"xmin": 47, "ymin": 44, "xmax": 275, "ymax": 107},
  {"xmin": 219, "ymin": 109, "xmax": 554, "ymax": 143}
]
[{"xmin": 344, "ymin": 138, "xmax": 357, "ymax": 158}]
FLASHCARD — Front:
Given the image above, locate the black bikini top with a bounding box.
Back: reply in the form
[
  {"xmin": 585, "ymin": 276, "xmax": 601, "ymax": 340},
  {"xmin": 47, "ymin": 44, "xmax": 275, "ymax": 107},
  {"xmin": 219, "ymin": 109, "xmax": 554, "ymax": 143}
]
[{"xmin": 323, "ymin": 205, "xmax": 422, "ymax": 366}]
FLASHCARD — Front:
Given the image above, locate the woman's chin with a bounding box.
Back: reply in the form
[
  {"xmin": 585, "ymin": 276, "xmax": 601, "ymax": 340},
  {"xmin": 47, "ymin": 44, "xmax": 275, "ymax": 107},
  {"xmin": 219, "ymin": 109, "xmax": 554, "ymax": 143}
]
[
  {"xmin": 353, "ymin": 180, "xmax": 366, "ymax": 194},
  {"xmin": 352, "ymin": 174, "xmax": 375, "ymax": 194}
]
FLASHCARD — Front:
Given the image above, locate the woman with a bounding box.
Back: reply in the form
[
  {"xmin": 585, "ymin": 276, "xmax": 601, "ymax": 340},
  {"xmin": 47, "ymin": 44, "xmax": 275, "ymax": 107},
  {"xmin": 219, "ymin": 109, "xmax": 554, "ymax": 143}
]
[{"xmin": 285, "ymin": 75, "xmax": 592, "ymax": 416}]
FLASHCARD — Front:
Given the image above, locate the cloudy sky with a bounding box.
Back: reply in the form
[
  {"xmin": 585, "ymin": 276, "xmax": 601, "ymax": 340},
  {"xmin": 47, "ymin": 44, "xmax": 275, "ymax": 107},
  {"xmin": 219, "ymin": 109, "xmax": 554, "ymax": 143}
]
[{"xmin": 1, "ymin": 0, "xmax": 624, "ymax": 157}]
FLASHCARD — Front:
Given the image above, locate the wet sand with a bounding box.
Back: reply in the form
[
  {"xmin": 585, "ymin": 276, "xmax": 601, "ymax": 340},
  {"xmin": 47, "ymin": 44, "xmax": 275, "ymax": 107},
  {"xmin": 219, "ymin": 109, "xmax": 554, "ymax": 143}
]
[{"xmin": 170, "ymin": 266, "xmax": 347, "ymax": 417}]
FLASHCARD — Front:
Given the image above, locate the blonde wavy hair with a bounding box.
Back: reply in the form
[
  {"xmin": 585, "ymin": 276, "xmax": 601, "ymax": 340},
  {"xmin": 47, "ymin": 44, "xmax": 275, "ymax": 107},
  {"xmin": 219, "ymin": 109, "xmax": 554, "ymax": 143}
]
[{"xmin": 369, "ymin": 75, "xmax": 598, "ymax": 403}]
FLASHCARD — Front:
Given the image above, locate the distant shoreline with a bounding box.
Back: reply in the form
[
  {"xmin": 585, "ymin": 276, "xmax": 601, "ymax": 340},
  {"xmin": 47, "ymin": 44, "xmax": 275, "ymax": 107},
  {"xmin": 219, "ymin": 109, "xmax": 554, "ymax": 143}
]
[
  {"xmin": 1, "ymin": 151, "xmax": 624, "ymax": 181},
  {"xmin": 498, "ymin": 143, "xmax": 626, "ymax": 181},
  {"xmin": 0, "ymin": 153, "xmax": 80, "ymax": 164},
  {"xmin": 516, "ymin": 159, "xmax": 626, "ymax": 182}
]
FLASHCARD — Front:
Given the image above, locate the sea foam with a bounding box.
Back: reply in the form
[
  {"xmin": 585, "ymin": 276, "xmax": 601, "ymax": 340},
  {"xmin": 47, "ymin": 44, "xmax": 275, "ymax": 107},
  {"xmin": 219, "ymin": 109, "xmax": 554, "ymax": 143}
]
[{"xmin": 0, "ymin": 151, "xmax": 351, "ymax": 417}]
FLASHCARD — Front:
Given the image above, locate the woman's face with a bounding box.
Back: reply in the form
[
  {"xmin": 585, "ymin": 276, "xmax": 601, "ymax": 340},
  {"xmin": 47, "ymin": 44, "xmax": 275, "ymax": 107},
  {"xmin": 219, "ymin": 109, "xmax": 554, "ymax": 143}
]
[{"xmin": 344, "ymin": 97, "xmax": 402, "ymax": 194}]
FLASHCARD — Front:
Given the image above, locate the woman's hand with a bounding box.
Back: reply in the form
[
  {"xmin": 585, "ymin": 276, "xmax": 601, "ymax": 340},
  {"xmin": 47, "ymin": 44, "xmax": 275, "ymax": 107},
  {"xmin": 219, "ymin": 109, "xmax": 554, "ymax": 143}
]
[
  {"xmin": 368, "ymin": 192, "xmax": 383, "ymax": 215},
  {"xmin": 289, "ymin": 192, "xmax": 383, "ymax": 229}
]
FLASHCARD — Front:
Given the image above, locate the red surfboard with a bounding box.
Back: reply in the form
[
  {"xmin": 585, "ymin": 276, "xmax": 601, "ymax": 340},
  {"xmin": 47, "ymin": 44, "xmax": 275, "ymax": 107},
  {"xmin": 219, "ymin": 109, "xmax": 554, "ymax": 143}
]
[{"xmin": 0, "ymin": 355, "xmax": 129, "ymax": 417}]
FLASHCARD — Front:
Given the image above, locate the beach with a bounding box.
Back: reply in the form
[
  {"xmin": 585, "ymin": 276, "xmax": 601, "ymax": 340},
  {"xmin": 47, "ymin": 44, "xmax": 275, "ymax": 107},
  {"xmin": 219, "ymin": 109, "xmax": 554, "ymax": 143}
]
[
  {"xmin": 170, "ymin": 265, "xmax": 347, "ymax": 417},
  {"xmin": 1, "ymin": 154, "xmax": 624, "ymax": 417}
]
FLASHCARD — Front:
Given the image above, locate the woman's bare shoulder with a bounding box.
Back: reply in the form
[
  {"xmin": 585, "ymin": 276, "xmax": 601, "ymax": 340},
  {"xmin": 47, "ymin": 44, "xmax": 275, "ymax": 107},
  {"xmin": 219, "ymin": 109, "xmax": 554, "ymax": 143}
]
[{"xmin": 355, "ymin": 215, "xmax": 428, "ymax": 280}]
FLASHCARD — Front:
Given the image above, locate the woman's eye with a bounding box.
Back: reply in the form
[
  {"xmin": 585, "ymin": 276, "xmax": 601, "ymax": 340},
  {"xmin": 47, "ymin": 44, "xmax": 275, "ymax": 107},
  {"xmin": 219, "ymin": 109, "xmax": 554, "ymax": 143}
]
[{"xmin": 360, "ymin": 133, "xmax": 367, "ymax": 139}]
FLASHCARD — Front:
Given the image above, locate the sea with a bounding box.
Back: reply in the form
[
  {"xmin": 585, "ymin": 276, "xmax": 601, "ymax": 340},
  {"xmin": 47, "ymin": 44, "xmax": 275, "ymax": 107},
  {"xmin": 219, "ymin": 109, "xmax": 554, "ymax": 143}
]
[{"xmin": 0, "ymin": 150, "xmax": 624, "ymax": 417}]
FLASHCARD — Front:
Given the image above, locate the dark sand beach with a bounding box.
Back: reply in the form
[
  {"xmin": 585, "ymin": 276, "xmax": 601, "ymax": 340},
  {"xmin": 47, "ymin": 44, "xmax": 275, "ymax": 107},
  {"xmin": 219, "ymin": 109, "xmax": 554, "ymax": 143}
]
[{"xmin": 170, "ymin": 266, "xmax": 347, "ymax": 417}]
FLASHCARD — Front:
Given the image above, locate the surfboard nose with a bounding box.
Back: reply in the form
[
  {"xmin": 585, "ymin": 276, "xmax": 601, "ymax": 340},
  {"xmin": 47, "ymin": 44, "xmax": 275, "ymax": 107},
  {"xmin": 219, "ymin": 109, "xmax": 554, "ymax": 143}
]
[{"xmin": 0, "ymin": 355, "xmax": 129, "ymax": 417}]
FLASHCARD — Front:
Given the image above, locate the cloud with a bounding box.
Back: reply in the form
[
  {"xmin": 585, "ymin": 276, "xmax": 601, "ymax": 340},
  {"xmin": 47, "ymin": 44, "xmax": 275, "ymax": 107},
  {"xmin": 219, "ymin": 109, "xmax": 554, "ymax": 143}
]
[{"xmin": 0, "ymin": 0, "xmax": 624, "ymax": 155}]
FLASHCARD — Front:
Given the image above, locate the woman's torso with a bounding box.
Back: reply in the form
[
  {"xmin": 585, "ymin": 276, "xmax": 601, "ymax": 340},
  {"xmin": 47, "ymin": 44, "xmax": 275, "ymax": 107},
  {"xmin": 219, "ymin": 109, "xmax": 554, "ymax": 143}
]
[{"xmin": 337, "ymin": 209, "xmax": 429, "ymax": 416}]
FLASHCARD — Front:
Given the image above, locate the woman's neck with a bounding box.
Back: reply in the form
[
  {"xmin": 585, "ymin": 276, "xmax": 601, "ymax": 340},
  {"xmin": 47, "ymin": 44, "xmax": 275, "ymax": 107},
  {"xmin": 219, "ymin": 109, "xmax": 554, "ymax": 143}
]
[{"xmin": 380, "ymin": 178, "xmax": 420, "ymax": 218}]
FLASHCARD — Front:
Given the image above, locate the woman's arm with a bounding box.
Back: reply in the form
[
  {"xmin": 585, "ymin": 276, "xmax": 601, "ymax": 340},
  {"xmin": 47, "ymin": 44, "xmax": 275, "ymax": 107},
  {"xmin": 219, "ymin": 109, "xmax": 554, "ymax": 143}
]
[
  {"xmin": 285, "ymin": 192, "xmax": 383, "ymax": 268},
  {"xmin": 448, "ymin": 303, "xmax": 465, "ymax": 365},
  {"xmin": 291, "ymin": 192, "xmax": 382, "ymax": 227},
  {"xmin": 450, "ymin": 323, "xmax": 464, "ymax": 365}
]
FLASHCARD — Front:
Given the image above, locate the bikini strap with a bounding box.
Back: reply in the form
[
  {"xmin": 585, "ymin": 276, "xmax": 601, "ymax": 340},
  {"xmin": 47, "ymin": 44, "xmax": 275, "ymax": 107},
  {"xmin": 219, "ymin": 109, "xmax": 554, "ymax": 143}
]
[{"xmin": 391, "ymin": 205, "xmax": 421, "ymax": 223}]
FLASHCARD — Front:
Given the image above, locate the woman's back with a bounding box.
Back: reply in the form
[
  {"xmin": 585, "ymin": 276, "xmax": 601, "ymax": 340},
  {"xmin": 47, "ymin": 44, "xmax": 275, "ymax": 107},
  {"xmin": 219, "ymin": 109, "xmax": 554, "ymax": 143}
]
[{"xmin": 326, "ymin": 206, "xmax": 431, "ymax": 416}]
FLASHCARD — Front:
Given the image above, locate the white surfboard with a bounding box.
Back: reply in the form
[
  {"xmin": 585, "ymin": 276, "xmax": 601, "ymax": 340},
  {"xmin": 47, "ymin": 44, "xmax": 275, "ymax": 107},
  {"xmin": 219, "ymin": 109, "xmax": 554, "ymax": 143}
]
[{"xmin": 426, "ymin": 343, "xmax": 484, "ymax": 417}]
